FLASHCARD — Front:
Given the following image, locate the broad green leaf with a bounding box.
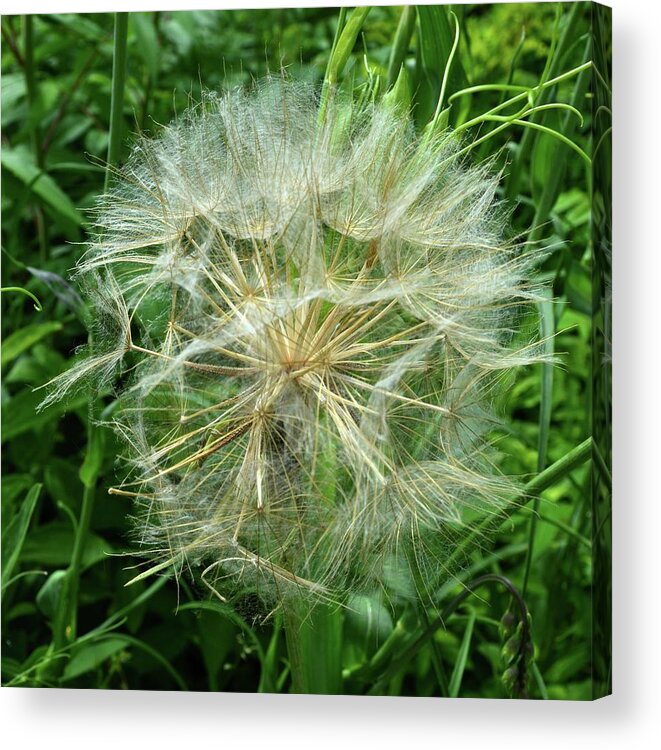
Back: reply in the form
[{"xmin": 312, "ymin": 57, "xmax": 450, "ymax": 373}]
[
  {"xmin": 382, "ymin": 64, "xmax": 412, "ymax": 114},
  {"xmin": 36, "ymin": 569, "xmax": 68, "ymax": 619},
  {"xmin": 79, "ymin": 425, "xmax": 106, "ymax": 488},
  {"xmin": 1, "ymin": 473, "xmax": 35, "ymax": 508},
  {"xmin": 64, "ymin": 634, "xmax": 188, "ymax": 688},
  {"xmin": 1, "ymin": 387, "xmax": 89, "ymax": 443},
  {"xmin": 1, "ymin": 321, "xmax": 63, "ymax": 368},
  {"xmin": 44, "ymin": 458, "xmax": 83, "ymax": 514},
  {"xmin": 20, "ymin": 521, "xmax": 113, "ymax": 570},
  {"xmin": 345, "ymin": 593, "xmax": 395, "ymax": 655},
  {"xmin": 132, "ymin": 13, "xmax": 160, "ymax": 80},
  {"xmin": 62, "ymin": 637, "xmax": 128, "ymax": 681},
  {"xmin": 565, "ymin": 261, "xmax": 593, "ymax": 315},
  {"xmin": 414, "ymin": 6, "xmax": 467, "ymax": 127},
  {"xmin": 4, "ymin": 342, "xmax": 67, "ymax": 387},
  {"xmin": 1, "ymin": 73, "xmax": 26, "ymax": 129},
  {"xmin": 49, "ymin": 13, "xmax": 106, "ymax": 41},
  {"xmin": 531, "ymin": 119, "xmax": 561, "ymax": 204},
  {"xmin": 3, "ymin": 644, "xmax": 51, "ymax": 683},
  {"xmin": 325, "ymin": 6, "xmax": 371, "ymax": 87},
  {"xmin": 1, "ymin": 145, "xmax": 85, "ymax": 231},
  {"xmin": 196, "ymin": 610, "xmax": 237, "ymax": 689},
  {"xmin": 284, "ymin": 602, "xmax": 343, "ymax": 694},
  {"xmin": 1, "ymin": 483, "xmax": 42, "ymax": 589},
  {"xmin": 544, "ymin": 645, "xmax": 590, "ymax": 683}
]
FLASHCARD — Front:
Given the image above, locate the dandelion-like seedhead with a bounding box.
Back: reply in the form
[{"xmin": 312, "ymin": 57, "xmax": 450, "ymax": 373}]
[{"xmin": 47, "ymin": 79, "xmax": 545, "ymax": 608}]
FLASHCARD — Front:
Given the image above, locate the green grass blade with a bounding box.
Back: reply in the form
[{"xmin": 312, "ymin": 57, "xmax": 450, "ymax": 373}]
[
  {"xmin": 505, "ymin": 2, "xmax": 585, "ymax": 200},
  {"xmin": 319, "ymin": 6, "xmax": 371, "ymax": 122},
  {"xmin": 531, "ymin": 661, "xmax": 549, "ymax": 699},
  {"xmin": 104, "ymin": 12, "xmax": 129, "ymax": 191},
  {"xmin": 0, "ymin": 286, "xmax": 43, "ymax": 311},
  {"xmin": 414, "ymin": 5, "xmax": 467, "ymax": 127},
  {"xmin": 2, "ymin": 146, "xmax": 85, "ymax": 231},
  {"xmin": 527, "ymin": 40, "xmax": 591, "ymax": 245},
  {"xmin": 522, "ymin": 291, "xmax": 555, "ymax": 595},
  {"xmin": 1, "ymin": 483, "xmax": 42, "ymax": 590},
  {"xmin": 284, "ymin": 601, "xmax": 343, "ymax": 695},
  {"xmin": 386, "ymin": 5, "xmax": 415, "ymax": 89},
  {"xmin": 1, "ymin": 321, "xmax": 62, "ymax": 367},
  {"xmin": 448, "ymin": 609, "xmax": 476, "ymax": 697}
]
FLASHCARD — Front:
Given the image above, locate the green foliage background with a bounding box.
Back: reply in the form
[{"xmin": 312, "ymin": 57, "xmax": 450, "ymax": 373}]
[{"xmin": 1, "ymin": 4, "xmax": 609, "ymax": 698}]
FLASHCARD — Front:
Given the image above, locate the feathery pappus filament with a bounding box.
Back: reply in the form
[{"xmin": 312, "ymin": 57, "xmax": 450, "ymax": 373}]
[{"xmin": 43, "ymin": 78, "xmax": 546, "ymax": 607}]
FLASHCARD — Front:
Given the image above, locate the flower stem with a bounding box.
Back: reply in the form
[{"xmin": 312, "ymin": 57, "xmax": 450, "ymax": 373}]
[
  {"xmin": 283, "ymin": 414, "xmax": 343, "ymax": 694},
  {"xmin": 283, "ymin": 599, "xmax": 343, "ymax": 694},
  {"xmin": 386, "ymin": 6, "xmax": 415, "ymax": 90},
  {"xmin": 22, "ymin": 15, "xmax": 41, "ymax": 166},
  {"xmin": 283, "ymin": 602, "xmax": 307, "ymax": 693},
  {"xmin": 104, "ymin": 12, "xmax": 129, "ymax": 192},
  {"xmin": 522, "ymin": 291, "xmax": 555, "ymax": 597},
  {"xmin": 22, "ymin": 15, "xmax": 47, "ymax": 260},
  {"xmin": 0, "ymin": 286, "xmax": 42, "ymax": 311},
  {"xmin": 318, "ymin": 6, "xmax": 371, "ymax": 124},
  {"xmin": 52, "ymin": 477, "xmax": 95, "ymax": 650}
]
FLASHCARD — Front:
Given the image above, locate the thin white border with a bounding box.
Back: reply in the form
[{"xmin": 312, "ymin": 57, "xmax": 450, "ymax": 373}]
[{"xmin": 3, "ymin": 2, "xmax": 661, "ymax": 749}]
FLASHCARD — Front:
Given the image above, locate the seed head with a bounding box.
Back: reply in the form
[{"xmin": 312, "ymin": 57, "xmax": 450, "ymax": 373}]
[{"xmin": 45, "ymin": 79, "xmax": 545, "ymax": 608}]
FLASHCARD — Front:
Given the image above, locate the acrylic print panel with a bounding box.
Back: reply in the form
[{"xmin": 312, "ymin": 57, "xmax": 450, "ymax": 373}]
[{"xmin": 1, "ymin": 2, "xmax": 611, "ymax": 699}]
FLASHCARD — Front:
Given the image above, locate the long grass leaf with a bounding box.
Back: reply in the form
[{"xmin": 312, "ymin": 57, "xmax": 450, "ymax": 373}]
[{"xmin": 448, "ymin": 609, "xmax": 476, "ymax": 697}]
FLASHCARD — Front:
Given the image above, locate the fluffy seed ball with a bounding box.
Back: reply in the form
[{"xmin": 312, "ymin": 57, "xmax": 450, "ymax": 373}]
[{"xmin": 48, "ymin": 79, "xmax": 544, "ymax": 605}]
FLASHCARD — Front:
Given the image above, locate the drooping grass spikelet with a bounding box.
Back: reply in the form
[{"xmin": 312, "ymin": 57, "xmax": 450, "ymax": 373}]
[{"xmin": 45, "ymin": 78, "xmax": 547, "ymax": 608}]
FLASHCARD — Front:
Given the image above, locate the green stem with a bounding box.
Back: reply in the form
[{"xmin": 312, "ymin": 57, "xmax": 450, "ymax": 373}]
[
  {"xmin": 49, "ymin": 476, "xmax": 97, "ymax": 659},
  {"xmin": 436, "ymin": 63, "xmax": 590, "ymax": 170},
  {"xmin": 58, "ymin": 8, "xmax": 131, "ymax": 642},
  {"xmin": 22, "ymin": 15, "xmax": 47, "ymax": 261},
  {"xmin": 522, "ymin": 292, "xmax": 555, "ymax": 596},
  {"xmin": 432, "ymin": 11, "xmax": 460, "ymax": 124},
  {"xmin": 282, "ymin": 413, "xmax": 342, "ymax": 694},
  {"xmin": 447, "ymin": 437, "xmax": 593, "ymax": 581},
  {"xmin": 104, "ymin": 12, "xmax": 129, "ymax": 192},
  {"xmin": 283, "ymin": 600, "xmax": 342, "ymax": 694},
  {"xmin": 526, "ymin": 39, "xmax": 591, "ymax": 245},
  {"xmin": 523, "ymin": 437, "xmax": 592, "ymax": 496},
  {"xmin": 593, "ymin": 439, "xmax": 612, "ymax": 488},
  {"xmin": 505, "ymin": 2, "xmax": 583, "ymax": 200},
  {"xmin": 328, "ymin": 6, "xmax": 347, "ymax": 61},
  {"xmin": 283, "ymin": 603, "xmax": 307, "ymax": 693},
  {"xmin": 22, "ymin": 15, "xmax": 41, "ymax": 166},
  {"xmin": 386, "ymin": 5, "xmax": 415, "ymax": 89},
  {"xmin": 453, "ymin": 61, "xmax": 590, "ymax": 134},
  {"xmin": 318, "ymin": 6, "xmax": 371, "ymax": 124},
  {"xmin": 0, "ymin": 286, "xmax": 42, "ymax": 311}
]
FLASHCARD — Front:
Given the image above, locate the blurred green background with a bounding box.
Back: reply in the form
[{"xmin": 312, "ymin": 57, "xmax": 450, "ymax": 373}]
[{"xmin": 1, "ymin": 4, "xmax": 609, "ymax": 698}]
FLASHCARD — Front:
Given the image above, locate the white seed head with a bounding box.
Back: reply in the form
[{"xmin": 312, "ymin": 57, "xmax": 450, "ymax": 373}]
[{"xmin": 45, "ymin": 78, "xmax": 546, "ymax": 607}]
